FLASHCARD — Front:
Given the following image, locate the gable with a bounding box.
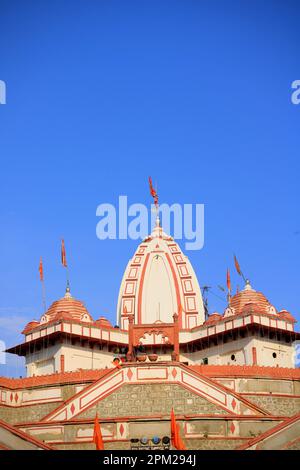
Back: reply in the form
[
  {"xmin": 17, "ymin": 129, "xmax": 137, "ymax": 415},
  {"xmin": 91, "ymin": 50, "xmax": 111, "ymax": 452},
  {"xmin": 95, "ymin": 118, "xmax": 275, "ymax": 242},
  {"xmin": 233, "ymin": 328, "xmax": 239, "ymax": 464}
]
[
  {"xmin": 42, "ymin": 364, "xmax": 265, "ymax": 422},
  {"xmin": 77, "ymin": 383, "xmax": 230, "ymax": 419}
]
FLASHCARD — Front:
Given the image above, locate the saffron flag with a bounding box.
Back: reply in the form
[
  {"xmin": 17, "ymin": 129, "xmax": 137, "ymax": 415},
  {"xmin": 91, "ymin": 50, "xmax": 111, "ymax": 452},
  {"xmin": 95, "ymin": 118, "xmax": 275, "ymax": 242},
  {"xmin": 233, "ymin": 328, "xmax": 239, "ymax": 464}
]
[
  {"xmin": 61, "ymin": 239, "xmax": 67, "ymax": 267},
  {"xmin": 176, "ymin": 423, "xmax": 186, "ymax": 450},
  {"xmin": 149, "ymin": 176, "xmax": 156, "ymax": 197},
  {"xmin": 170, "ymin": 408, "xmax": 186, "ymax": 450},
  {"xmin": 93, "ymin": 413, "xmax": 104, "ymax": 450},
  {"xmin": 226, "ymin": 268, "xmax": 231, "ymax": 292},
  {"xmin": 234, "ymin": 255, "xmax": 242, "ymax": 276},
  {"xmin": 39, "ymin": 257, "xmax": 44, "ymax": 282},
  {"xmin": 171, "ymin": 407, "xmax": 177, "ymax": 447},
  {"xmin": 148, "ymin": 176, "xmax": 159, "ymax": 208}
]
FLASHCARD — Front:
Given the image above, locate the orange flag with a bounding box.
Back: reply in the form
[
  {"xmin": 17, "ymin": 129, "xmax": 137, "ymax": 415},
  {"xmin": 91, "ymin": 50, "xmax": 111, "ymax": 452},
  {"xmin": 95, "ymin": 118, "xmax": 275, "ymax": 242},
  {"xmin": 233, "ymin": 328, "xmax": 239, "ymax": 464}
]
[
  {"xmin": 170, "ymin": 408, "xmax": 186, "ymax": 450},
  {"xmin": 39, "ymin": 257, "xmax": 44, "ymax": 282},
  {"xmin": 234, "ymin": 255, "xmax": 242, "ymax": 276},
  {"xmin": 176, "ymin": 423, "xmax": 186, "ymax": 450},
  {"xmin": 148, "ymin": 176, "xmax": 159, "ymax": 208},
  {"xmin": 149, "ymin": 176, "xmax": 156, "ymax": 197},
  {"xmin": 93, "ymin": 413, "xmax": 104, "ymax": 450},
  {"xmin": 61, "ymin": 239, "xmax": 67, "ymax": 267},
  {"xmin": 171, "ymin": 408, "xmax": 177, "ymax": 448},
  {"xmin": 226, "ymin": 268, "xmax": 231, "ymax": 292}
]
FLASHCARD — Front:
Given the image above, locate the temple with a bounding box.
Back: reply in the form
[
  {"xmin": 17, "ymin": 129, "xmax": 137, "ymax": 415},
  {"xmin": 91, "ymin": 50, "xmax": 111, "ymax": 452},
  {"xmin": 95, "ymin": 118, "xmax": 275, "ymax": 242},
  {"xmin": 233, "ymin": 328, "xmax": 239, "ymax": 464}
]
[{"xmin": 1, "ymin": 194, "xmax": 300, "ymax": 450}]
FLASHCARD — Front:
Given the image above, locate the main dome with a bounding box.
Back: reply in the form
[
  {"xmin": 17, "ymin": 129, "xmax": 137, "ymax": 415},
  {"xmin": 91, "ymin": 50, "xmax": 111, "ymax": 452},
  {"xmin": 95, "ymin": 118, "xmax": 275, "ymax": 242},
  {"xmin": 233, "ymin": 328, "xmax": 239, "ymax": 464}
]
[
  {"xmin": 40, "ymin": 287, "xmax": 93, "ymax": 324},
  {"xmin": 228, "ymin": 281, "xmax": 275, "ymax": 316},
  {"xmin": 117, "ymin": 216, "xmax": 205, "ymax": 329}
]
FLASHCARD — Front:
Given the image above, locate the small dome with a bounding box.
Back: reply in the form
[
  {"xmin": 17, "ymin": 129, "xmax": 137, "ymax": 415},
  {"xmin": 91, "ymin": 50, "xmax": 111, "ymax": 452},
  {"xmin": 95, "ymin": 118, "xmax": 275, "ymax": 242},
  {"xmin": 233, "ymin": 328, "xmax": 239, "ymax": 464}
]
[
  {"xmin": 94, "ymin": 316, "xmax": 112, "ymax": 328},
  {"xmin": 278, "ymin": 310, "xmax": 296, "ymax": 323},
  {"xmin": 22, "ymin": 321, "xmax": 39, "ymax": 334},
  {"xmin": 204, "ymin": 313, "xmax": 222, "ymax": 324},
  {"xmin": 229, "ymin": 281, "xmax": 274, "ymax": 316}
]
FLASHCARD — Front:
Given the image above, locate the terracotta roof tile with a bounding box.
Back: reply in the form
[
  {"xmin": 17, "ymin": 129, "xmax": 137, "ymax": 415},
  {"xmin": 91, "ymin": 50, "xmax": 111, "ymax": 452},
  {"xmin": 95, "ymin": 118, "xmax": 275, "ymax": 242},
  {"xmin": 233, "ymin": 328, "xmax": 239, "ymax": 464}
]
[
  {"xmin": 0, "ymin": 368, "xmax": 113, "ymax": 390},
  {"xmin": 188, "ymin": 364, "xmax": 300, "ymax": 379},
  {"xmin": 230, "ymin": 290, "xmax": 271, "ymax": 315},
  {"xmin": 44, "ymin": 297, "xmax": 92, "ymax": 322}
]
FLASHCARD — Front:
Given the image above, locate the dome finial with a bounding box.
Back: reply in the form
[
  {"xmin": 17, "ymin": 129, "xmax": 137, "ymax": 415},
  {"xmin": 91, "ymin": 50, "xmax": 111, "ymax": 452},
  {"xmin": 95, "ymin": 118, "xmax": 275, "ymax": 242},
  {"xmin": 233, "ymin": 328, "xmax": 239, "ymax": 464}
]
[
  {"xmin": 64, "ymin": 280, "xmax": 72, "ymax": 299},
  {"xmin": 244, "ymin": 279, "xmax": 253, "ymax": 291},
  {"xmin": 155, "ymin": 214, "xmax": 160, "ymax": 227}
]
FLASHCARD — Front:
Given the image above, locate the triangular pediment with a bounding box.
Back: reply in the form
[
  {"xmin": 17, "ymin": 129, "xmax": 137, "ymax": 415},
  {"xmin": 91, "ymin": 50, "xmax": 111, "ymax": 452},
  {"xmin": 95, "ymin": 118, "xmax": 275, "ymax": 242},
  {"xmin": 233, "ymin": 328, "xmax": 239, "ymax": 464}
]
[
  {"xmin": 41, "ymin": 363, "xmax": 267, "ymax": 423},
  {"xmin": 76, "ymin": 382, "xmax": 230, "ymax": 419}
]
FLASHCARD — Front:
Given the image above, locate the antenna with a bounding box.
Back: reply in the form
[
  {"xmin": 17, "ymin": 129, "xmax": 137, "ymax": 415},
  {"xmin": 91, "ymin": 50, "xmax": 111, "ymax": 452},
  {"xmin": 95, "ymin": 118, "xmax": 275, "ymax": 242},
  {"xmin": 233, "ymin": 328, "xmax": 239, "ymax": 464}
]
[{"xmin": 201, "ymin": 286, "xmax": 211, "ymax": 321}]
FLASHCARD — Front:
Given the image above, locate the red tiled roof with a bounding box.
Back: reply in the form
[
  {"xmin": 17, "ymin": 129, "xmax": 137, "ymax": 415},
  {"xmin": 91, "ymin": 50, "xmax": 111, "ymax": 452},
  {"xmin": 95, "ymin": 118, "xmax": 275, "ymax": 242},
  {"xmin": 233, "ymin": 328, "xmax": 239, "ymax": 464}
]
[
  {"xmin": 0, "ymin": 368, "xmax": 114, "ymax": 390},
  {"xmin": 278, "ymin": 310, "xmax": 297, "ymax": 323},
  {"xmin": 230, "ymin": 289, "xmax": 271, "ymax": 315},
  {"xmin": 204, "ymin": 313, "xmax": 223, "ymax": 325},
  {"xmin": 22, "ymin": 321, "xmax": 40, "ymax": 334},
  {"xmin": 1, "ymin": 365, "xmax": 299, "ymax": 390},
  {"xmin": 44, "ymin": 297, "xmax": 92, "ymax": 322},
  {"xmin": 94, "ymin": 316, "xmax": 113, "ymax": 327},
  {"xmin": 21, "ymin": 295, "xmax": 96, "ymax": 334},
  {"xmin": 188, "ymin": 364, "xmax": 300, "ymax": 379}
]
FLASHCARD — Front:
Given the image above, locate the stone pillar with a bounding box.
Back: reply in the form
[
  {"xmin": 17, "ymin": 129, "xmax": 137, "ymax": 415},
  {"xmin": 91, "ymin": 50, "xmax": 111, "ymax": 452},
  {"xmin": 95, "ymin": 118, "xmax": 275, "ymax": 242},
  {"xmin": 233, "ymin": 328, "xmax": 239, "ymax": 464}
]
[
  {"xmin": 126, "ymin": 314, "xmax": 134, "ymax": 362},
  {"xmin": 252, "ymin": 347, "xmax": 257, "ymax": 365},
  {"xmin": 172, "ymin": 313, "xmax": 180, "ymax": 362}
]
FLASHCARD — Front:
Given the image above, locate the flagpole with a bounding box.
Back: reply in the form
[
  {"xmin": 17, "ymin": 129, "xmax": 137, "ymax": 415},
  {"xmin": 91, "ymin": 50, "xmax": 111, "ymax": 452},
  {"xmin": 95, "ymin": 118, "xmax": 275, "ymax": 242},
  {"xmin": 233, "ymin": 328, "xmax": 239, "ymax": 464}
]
[
  {"xmin": 226, "ymin": 268, "xmax": 232, "ymax": 303},
  {"xmin": 61, "ymin": 239, "xmax": 70, "ymax": 291},
  {"xmin": 39, "ymin": 257, "xmax": 47, "ymax": 312},
  {"xmin": 41, "ymin": 279, "xmax": 47, "ymax": 313},
  {"xmin": 65, "ymin": 265, "xmax": 70, "ymax": 291}
]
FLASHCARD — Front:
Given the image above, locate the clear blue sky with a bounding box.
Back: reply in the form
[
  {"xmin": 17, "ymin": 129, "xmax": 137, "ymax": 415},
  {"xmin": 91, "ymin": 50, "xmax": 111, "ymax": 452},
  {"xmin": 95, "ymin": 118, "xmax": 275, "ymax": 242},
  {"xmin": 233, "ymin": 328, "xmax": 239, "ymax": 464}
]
[{"xmin": 0, "ymin": 0, "xmax": 299, "ymax": 376}]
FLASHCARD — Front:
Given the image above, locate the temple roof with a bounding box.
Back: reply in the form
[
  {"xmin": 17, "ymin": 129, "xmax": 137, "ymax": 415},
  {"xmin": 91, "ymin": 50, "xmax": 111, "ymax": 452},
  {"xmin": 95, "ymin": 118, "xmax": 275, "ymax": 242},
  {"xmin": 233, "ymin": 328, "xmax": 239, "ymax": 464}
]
[
  {"xmin": 229, "ymin": 280, "xmax": 273, "ymax": 315},
  {"xmin": 1, "ymin": 365, "xmax": 300, "ymax": 390},
  {"xmin": 117, "ymin": 215, "xmax": 205, "ymax": 329},
  {"xmin": 40, "ymin": 287, "xmax": 93, "ymax": 324},
  {"xmin": 205, "ymin": 280, "xmax": 298, "ymax": 323},
  {"xmin": 21, "ymin": 287, "xmax": 94, "ymax": 334}
]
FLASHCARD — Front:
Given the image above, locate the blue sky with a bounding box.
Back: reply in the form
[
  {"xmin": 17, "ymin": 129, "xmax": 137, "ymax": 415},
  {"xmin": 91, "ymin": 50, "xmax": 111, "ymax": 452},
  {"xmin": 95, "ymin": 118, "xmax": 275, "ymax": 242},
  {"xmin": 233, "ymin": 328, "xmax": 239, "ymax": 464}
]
[{"xmin": 0, "ymin": 0, "xmax": 299, "ymax": 376}]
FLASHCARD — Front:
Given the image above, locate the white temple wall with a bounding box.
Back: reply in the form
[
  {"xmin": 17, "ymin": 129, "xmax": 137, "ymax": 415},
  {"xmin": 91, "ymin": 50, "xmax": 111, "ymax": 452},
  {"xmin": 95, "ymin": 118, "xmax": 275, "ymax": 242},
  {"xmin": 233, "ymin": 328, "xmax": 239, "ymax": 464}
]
[
  {"xmin": 254, "ymin": 337, "xmax": 294, "ymax": 368},
  {"xmin": 180, "ymin": 336, "xmax": 295, "ymax": 367},
  {"xmin": 180, "ymin": 337, "xmax": 252, "ymax": 366},
  {"xmin": 25, "ymin": 344, "xmax": 60, "ymax": 377},
  {"xmin": 24, "ymin": 334, "xmax": 295, "ymax": 377},
  {"xmin": 24, "ymin": 342, "xmax": 117, "ymax": 376},
  {"xmin": 62, "ymin": 343, "xmax": 115, "ymax": 372}
]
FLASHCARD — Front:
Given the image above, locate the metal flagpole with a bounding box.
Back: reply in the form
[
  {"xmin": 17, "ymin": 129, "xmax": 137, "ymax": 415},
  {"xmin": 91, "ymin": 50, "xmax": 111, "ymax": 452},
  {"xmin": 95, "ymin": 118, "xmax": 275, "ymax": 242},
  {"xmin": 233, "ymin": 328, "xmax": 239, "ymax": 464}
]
[
  {"xmin": 61, "ymin": 239, "xmax": 70, "ymax": 291},
  {"xmin": 42, "ymin": 278, "xmax": 47, "ymax": 313},
  {"xmin": 39, "ymin": 257, "xmax": 47, "ymax": 312}
]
